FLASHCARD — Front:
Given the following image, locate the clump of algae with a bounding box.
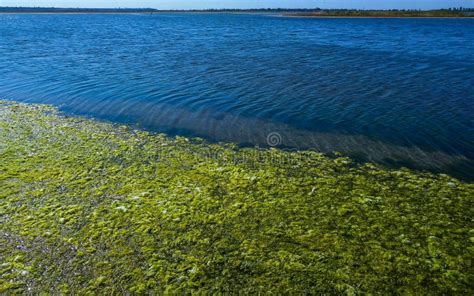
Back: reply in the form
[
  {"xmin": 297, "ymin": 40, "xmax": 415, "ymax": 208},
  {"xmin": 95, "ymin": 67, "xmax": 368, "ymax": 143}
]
[{"xmin": 0, "ymin": 100, "xmax": 472, "ymax": 294}]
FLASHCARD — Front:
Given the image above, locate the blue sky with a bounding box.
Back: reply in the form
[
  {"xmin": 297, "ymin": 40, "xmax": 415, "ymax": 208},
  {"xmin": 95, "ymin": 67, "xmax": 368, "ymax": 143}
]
[{"xmin": 0, "ymin": 0, "xmax": 472, "ymax": 9}]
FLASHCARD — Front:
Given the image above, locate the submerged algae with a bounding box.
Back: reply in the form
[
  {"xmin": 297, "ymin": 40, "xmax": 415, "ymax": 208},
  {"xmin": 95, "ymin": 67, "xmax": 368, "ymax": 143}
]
[{"xmin": 0, "ymin": 100, "xmax": 473, "ymax": 294}]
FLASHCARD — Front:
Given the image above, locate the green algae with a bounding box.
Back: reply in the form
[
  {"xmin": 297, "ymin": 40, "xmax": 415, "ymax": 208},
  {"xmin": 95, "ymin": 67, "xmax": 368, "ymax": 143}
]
[{"xmin": 0, "ymin": 100, "xmax": 473, "ymax": 294}]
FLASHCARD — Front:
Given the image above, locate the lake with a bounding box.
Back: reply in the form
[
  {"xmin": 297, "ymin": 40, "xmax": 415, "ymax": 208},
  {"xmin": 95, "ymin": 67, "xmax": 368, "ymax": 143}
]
[{"xmin": 0, "ymin": 13, "xmax": 473, "ymax": 179}]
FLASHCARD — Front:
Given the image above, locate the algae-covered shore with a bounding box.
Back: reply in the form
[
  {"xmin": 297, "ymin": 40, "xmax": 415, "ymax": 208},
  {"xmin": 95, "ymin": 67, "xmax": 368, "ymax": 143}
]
[{"xmin": 1, "ymin": 100, "xmax": 473, "ymax": 294}]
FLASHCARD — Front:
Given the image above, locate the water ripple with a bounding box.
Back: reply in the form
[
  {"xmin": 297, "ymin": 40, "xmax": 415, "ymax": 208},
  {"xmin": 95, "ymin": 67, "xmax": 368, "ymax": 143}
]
[{"xmin": 0, "ymin": 13, "xmax": 473, "ymax": 179}]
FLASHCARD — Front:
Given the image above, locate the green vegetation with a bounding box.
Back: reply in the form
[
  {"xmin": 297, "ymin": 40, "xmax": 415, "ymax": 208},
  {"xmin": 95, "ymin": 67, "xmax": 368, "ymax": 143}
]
[
  {"xmin": 286, "ymin": 9, "xmax": 474, "ymax": 18},
  {"xmin": 2, "ymin": 7, "xmax": 473, "ymax": 17},
  {"xmin": 1, "ymin": 100, "xmax": 473, "ymax": 294}
]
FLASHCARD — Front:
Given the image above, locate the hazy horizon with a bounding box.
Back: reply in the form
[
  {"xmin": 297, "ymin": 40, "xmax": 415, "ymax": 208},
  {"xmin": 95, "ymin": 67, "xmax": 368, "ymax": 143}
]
[{"xmin": 0, "ymin": 0, "xmax": 472, "ymax": 10}]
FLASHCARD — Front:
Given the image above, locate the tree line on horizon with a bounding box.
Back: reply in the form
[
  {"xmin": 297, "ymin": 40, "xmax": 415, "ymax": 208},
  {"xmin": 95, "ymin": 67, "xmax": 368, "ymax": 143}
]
[{"xmin": 0, "ymin": 7, "xmax": 473, "ymax": 13}]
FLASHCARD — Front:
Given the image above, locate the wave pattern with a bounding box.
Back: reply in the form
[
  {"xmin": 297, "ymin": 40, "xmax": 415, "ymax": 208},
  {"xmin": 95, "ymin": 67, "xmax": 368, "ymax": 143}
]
[{"xmin": 0, "ymin": 13, "xmax": 473, "ymax": 179}]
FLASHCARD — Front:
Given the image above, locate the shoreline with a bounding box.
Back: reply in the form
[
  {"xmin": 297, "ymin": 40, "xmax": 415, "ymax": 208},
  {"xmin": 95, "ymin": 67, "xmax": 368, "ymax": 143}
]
[
  {"xmin": 281, "ymin": 14, "xmax": 474, "ymax": 19},
  {"xmin": 1, "ymin": 99, "xmax": 473, "ymax": 293},
  {"xmin": 0, "ymin": 11, "xmax": 472, "ymax": 18},
  {"xmin": 283, "ymin": 15, "xmax": 474, "ymax": 19}
]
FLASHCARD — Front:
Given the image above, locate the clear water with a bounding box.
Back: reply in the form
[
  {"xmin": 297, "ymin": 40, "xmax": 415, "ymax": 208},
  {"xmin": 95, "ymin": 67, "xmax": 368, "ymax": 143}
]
[{"xmin": 1, "ymin": 13, "xmax": 473, "ymax": 179}]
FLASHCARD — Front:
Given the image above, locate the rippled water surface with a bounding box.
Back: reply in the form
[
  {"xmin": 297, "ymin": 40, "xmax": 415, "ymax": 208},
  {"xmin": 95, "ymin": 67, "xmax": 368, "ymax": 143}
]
[{"xmin": 1, "ymin": 13, "xmax": 473, "ymax": 179}]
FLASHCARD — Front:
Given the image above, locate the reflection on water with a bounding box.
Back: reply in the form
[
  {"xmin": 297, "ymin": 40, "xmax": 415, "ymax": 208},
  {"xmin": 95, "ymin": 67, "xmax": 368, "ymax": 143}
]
[{"xmin": 0, "ymin": 13, "xmax": 473, "ymax": 179}]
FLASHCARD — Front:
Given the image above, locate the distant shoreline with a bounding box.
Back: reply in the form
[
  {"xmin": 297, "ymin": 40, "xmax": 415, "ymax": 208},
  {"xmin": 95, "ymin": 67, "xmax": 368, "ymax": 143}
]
[
  {"xmin": 0, "ymin": 13, "xmax": 473, "ymax": 19},
  {"xmin": 2, "ymin": 12, "xmax": 473, "ymax": 18},
  {"xmin": 281, "ymin": 15, "xmax": 474, "ymax": 19},
  {"xmin": 283, "ymin": 10, "xmax": 473, "ymax": 18},
  {"xmin": 0, "ymin": 8, "xmax": 473, "ymax": 18}
]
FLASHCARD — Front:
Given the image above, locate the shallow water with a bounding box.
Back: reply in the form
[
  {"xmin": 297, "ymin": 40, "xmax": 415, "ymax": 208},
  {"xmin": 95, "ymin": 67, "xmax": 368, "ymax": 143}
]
[{"xmin": 0, "ymin": 13, "xmax": 473, "ymax": 179}]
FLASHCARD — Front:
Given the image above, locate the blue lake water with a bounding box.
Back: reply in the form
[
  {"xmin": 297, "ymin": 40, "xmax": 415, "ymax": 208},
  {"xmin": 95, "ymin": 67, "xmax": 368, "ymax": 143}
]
[{"xmin": 0, "ymin": 13, "xmax": 473, "ymax": 179}]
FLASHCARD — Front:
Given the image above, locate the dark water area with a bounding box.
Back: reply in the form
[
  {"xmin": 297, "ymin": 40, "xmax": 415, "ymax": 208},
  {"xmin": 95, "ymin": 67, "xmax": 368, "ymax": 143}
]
[{"xmin": 0, "ymin": 13, "xmax": 473, "ymax": 180}]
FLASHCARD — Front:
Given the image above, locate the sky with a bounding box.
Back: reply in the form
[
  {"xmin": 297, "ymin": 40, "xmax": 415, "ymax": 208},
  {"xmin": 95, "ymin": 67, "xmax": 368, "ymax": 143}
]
[{"xmin": 0, "ymin": 0, "xmax": 472, "ymax": 10}]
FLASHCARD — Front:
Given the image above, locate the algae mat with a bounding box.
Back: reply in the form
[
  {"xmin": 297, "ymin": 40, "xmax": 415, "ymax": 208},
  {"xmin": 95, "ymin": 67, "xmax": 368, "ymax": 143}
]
[{"xmin": 0, "ymin": 101, "xmax": 473, "ymax": 294}]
